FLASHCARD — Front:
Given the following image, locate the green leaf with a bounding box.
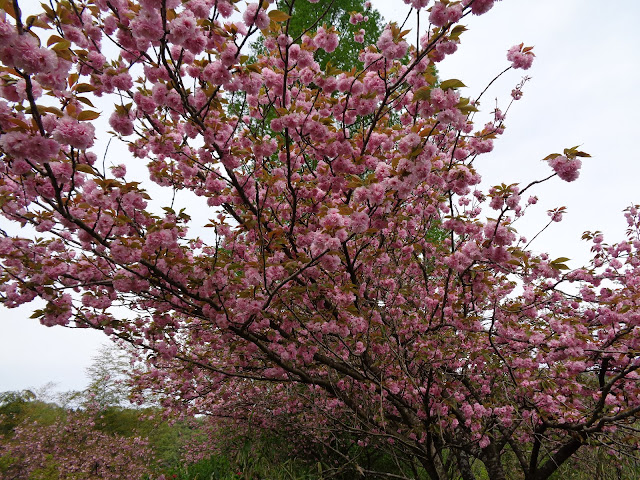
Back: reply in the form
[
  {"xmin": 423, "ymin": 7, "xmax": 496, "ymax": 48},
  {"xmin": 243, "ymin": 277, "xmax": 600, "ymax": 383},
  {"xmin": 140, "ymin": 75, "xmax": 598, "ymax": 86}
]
[
  {"xmin": 47, "ymin": 35, "xmax": 65, "ymax": 47},
  {"xmin": 268, "ymin": 10, "xmax": 291, "ymax": 22},
  {"xmin": 76, "ymin": 164, "xmax": 95, "ymax": 173},
  {"xmin": 51, "ymin": 39, "xmax": 71, "ymax": 51},
  {"xmin": 74, "ymin": 83, "xmax": 96, "ymax": 93},
  {"xmin": 449, "ymin": 25, "xmax": 467, "ymax": 41},
  {"xmin": 77, "ymin": 97, "xmax": 96, "ymax": 108},
  {"xmin": 440, "ymin": 79, "xmax": 466, "ymax": 90},
  {"xmin": 409, "ymin": 147, "xmax": 423, "ymax": 158},
  {"xmin": 458, "ymin": 104, "xmax": 479, "ymax": 114},
  {"xmin": 413, "ymin": 86, "xmax": 431, "ymax": 101},
  {"xmin": 77, "ymin": 110, "xmax": 100, "ymax": 121},
  {"xmin": 37, "ymin": 105, "xmax": 64, "ymax": 117},
  {"xmin": 0, "ymin": 0, "xmax": 18, "ymax": 19}
]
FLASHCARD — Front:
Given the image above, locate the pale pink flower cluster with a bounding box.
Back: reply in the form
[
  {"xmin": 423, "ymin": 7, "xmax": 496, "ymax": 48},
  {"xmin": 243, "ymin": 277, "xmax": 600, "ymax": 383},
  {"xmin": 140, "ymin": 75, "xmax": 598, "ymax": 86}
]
[
  {"xmin": 548, "ymin": 209, "xmax": 563, "ymax": 222},
  {"xmin": 0, "ymin": 28, "xmax": 56, "ymax": 74},
  {"xmin": 350, "ymin": 211, "xmax": 370, "ymax": 233},
  {"xmin": 215, "ymin": 0, "xmax": 235, "ymax": 17},
  {"xmin": 0, "ymin": 130, "xmax": 59, "ymax": 162},
  {"xmin": 429, "ymin": 1, "xmax": 463, "ymax": 27},
  {"xmin": 507, "ymin": 44, "xmax": 535, "ymax": 70},
  {"xmin": 130, "ymin": 8, "xmax": 164, "ymax": 43},
  {"xmin": 185, "ymin": 0, "xmax": 214, "ymax": 18},
  {"xmin": 484, "ymin": 220, "xmax": 516, "ymax": 246},
  {"xmin": 549, "ymin": 155, "xmax": 582, "ymax": 182},
  {"xmin": 377, "ymin": 27, "xmax": 408, "ymax": 60},
  {"xmin": 429, "ymin": 87, "xmax": 459, "ymax": 110},
  {"xmin": 314, "ymin": 26, "xmax": 339, "ymax": 53},
  {"xmin": 168, "ymin": 10, "xmax": 206, "ymax": 53},
  {"xmin": 203, "ymin": 60, "xmax": 232, "ymax": 86},
  {"xmin": 109, "ymin": 111, "xmax": 135, "ymax": 136},
  {"xmin": 111, "ymin": 164, "xmax": 127, "ymax": 178},
  {"xmin": 465, "ymin": 0, "xmax": 496, "ymax": 15},
  {"xmin": 0, "ymin": 17, "xmax": 69, "ymax": 88},
  {"xmin": 349, "ymin": 12, "xmax": 368, "ymax": 25},
  {"xmin": 398, "ymin": 132, "xmax": 422, "ymax": 155},
  {"xmin": 53, "ymin": 116, "xmax": 96, "ymax": 150},
  {"xmin": 243, "ymin": 3, "xmax": 270, "ymax": 30},
  {"xmin": 402, "ymin": 0, "xmax": 430, "ymax": 9}
]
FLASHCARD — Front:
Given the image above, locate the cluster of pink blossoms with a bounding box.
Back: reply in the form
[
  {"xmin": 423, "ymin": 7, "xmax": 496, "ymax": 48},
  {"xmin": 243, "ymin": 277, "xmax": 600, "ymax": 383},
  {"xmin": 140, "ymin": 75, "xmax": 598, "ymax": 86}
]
[
  {"xmin": 2, "ymin": 0, "xmax": 639, "ymax": 477},
  {"xmin": 429, "ymin": 1, "xmax": 464, "ymax": 27},
  {"xmin": 549, "ymin": 155, "xmax": 582, "ymax": 182},
  {"xmin": 507, "ymin": 43, "xmax": 535, "ymax": 70}
]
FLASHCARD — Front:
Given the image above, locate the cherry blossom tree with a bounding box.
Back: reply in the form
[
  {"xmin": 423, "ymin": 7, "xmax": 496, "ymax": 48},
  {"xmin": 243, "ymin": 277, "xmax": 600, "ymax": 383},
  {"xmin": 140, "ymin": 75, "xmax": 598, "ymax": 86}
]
[
  {"xmin": 1, "ymin": 0, "xmax": 639, "ymax": 479},
  {"xmin": 0, "ymin": 411, "xmax": 154, "ymax": 479}
]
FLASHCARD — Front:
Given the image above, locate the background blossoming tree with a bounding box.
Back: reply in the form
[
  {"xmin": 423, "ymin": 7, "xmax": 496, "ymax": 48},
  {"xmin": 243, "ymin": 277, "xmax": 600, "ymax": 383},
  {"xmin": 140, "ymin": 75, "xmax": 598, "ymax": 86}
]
[
  {"xmin": 1, "ymin": 0, "xmax": 640, "ymax": 479},
  {"xmin": 0, "ymin": 404, "xmax": 154, "ymax": 480}
]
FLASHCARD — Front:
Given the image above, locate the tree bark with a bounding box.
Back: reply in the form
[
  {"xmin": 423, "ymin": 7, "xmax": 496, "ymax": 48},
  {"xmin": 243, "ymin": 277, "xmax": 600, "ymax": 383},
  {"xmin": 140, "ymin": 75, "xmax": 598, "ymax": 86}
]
[
  {"xmin": 483, "ymin": 444, "xmax": 508, "ymax": 480},
  {"xmin": 527, "ymin": 438, "xmax": 582, "ymax": 480},
  {"xmin": 455, "ymin": 450, "xmax": 477, "ymax": 480}
]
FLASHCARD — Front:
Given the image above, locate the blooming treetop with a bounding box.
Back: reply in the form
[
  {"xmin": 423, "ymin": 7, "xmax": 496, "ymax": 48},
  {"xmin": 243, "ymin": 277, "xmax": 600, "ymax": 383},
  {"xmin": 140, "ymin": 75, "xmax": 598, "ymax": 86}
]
[
  {"xmin": 0, "ymin": 404, "xmax": 154, "ymax": 479},
  {"xmin": 0, "ymin": 0, "xmax": 638, "ymax": 479}
]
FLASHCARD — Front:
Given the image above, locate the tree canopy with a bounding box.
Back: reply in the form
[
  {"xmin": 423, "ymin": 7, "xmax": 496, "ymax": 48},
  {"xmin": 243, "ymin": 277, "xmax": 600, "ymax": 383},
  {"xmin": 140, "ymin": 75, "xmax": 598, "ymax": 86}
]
[
  {"xmin": 0, "ymin": 1, "xmax": 639, "ymax": 479},
  {"xmin": 275, "ymin": 0, "xmax": 384, "ymax": 70}
]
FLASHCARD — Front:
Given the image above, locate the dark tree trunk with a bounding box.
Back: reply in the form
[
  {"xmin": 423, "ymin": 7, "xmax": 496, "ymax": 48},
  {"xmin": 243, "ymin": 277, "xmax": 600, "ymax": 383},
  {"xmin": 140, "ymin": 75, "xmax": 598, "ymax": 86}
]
[
  {"xmin": 455, "ymin": 450, "xmax": 477, "ymax": 480},
  {"xmin": 483, "ymin": 444, "xmax": 508, "ymax": 480},
  {"xmin": 528, "ymin": 438, "xmax": 582, "ymax": 480}
]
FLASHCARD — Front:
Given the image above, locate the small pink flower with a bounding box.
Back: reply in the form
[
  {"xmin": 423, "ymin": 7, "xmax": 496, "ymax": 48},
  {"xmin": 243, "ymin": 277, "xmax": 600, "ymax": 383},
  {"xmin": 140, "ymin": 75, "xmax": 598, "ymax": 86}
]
[
  {"xmin": 350, "ymin": 12, "xmax": 365, "ymax": 25},
  {"xmin": 507, "ymin": 44, "xmax": 535, "ymax": 70},
  {"xmin": 130, "ymin": 9, "xmax": 164, "ymax": 42},
  {"xmin": 377, "ymin": 27, "xmax": 408, "ymax": 59},
  {"xmin": 168, "ymin": 10, "xmax": 198, "ymax": 45},
  {"xmin": 109, "ymin": 111, "xmax": 134, "ymax": 136},
  {"xmin": 429, "ymin": 2, "xmax": 448, "ymax": 27},
  {"xmin": 549, "ymin": 155, "xmax": 581, "ymax": 182},
  {"xmin": 53, "ymin": 117, "xmax": 95, "ymax": 150},
  {"xmin": 243, "ymin": 3, "xmax": 270, "ymax": 30},
  {"xmin": 111, "ymin": 164, "xmax": 127, "ymax": 178},
  {"xmin": 3, "ymin": 35, "xmax": 57, "ymax": 74},
  {"xmin": 216, "ymin": 0, "xmax": 234, "ymax": 17},
  {"xmin": 549, "ymin": 209, "xmax": 563, "ymax": 222},
  {"xmin": 468, "ymin": 0, "xmax": 495, "ymax": 15},
  {"xmin": 314, "ymin": 26, "xmax": 339, "ymax": 53},
  {"xmin": 0, "ymin": 131, "xmax": 59, "ymax": 162},
  {"xmin": 203, "ymin": 61, "xmax": 231, "ymax": 86},
  {"xmin": 403, "ymin": 0, "xmax": 429, "ymax": 8}
]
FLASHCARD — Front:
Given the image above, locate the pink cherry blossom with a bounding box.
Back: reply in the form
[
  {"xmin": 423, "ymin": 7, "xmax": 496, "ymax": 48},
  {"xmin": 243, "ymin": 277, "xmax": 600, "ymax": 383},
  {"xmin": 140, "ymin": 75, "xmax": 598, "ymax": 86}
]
[
  {"xmin": 0, "ymin": 130, "xmax": 59, "ymax": 162},
  {"xmin": 0, "ymin": 1, "xmax": 636, "ymax": 477},
  {"xmin": 549, "ymin": 155, "xmax": 582, "ymax": 182},
  {"xmin": 507, "ymin": 43, "xmax": 535, "ymax": 70},
  {"xmin": 243, "ymin": 3, "xmax": 270, "ymax": 30},
  {"xmin": 53, "ymin": 116, "xmax": 96, "ymax": 150}
]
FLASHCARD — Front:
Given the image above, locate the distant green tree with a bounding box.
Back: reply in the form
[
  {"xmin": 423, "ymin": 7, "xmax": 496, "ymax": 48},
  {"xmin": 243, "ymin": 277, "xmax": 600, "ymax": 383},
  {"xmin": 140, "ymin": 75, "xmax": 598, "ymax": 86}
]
[
  {"xmin": 0, "ymin": 390, "xmax": 36, "ymax": 436},
  {"xmin": 276, "ymin": 0, "xmax": 384, "ymax": 71},
  {"xmin": 0, "ymin": 390, "xmax": 64, "ymax": 436},
  {"xmin": 84, "ymin": 344, "xmax": 132, "ymax": 408}
]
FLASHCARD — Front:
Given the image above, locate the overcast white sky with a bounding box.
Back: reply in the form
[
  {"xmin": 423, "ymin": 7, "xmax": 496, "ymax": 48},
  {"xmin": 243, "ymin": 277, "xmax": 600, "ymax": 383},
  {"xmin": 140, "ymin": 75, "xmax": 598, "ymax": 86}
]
[{"xmin": 1, "ymin": 0, "xmax": 639, "ymax": 393}]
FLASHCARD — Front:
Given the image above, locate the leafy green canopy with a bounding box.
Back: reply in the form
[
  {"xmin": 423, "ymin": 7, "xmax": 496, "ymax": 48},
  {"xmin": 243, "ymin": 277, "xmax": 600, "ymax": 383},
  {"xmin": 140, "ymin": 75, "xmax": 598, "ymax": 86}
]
[{"xmin": 275, "ymin": 0, "xmax": 384, "ymax": 70}]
